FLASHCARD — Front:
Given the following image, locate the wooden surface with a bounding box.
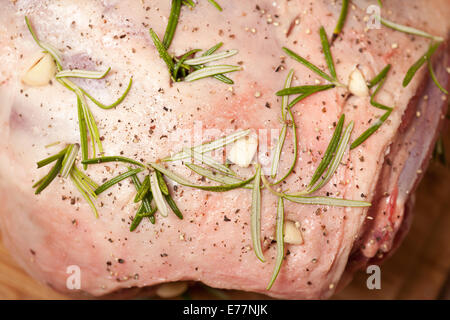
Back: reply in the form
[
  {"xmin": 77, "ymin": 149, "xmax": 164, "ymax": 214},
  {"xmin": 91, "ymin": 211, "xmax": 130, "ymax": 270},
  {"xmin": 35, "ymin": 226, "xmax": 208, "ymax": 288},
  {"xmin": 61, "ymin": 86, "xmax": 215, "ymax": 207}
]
[{"xmin": 0, "ymin": 127, "xmax": 449, "ymax": 300}]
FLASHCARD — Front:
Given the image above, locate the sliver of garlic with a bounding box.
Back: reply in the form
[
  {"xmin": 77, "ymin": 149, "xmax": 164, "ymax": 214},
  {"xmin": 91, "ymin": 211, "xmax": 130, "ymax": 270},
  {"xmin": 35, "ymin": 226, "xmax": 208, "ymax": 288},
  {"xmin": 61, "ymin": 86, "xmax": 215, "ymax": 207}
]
[
  {"xmin": 227, "ymin": 135, "xmax": 258, "ymax": 168},
  {"xmin": 284, "ymin": 220, "xmax": 304, "ymax": 245},
  {"xmin": 22, "ymin": 52, "xmax": 56, "ymax": 86},
  {"xmin": 348, "ymin": 67, "xmax": 369, "ymax": 97}
]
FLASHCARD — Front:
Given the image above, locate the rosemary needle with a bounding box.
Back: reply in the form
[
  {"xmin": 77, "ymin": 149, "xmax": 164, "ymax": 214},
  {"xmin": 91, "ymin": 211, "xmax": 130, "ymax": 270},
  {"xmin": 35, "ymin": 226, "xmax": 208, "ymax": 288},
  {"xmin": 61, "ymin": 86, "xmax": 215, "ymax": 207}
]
[
  {"xmin": 34, "ymin": 157, "xmax": 63, "ymax": 194},
  {"xmin": 95, "ymin": 168, "xmax": 143, "ymax": 195},
  {"xmin": 156, "ymin": 170, "xmax": 169, "ymax": 195},
  {"xmin": 60, "ymin": 143, "xmax": 80, "ymax": 179},
  {"xmin": 428, "ymin": 60, "xmax": 448, "ymax": 95},
  {"xmin": 134, "ymin": 175, "xmax": 150, "ymax": 203},
  {"xmin": 284, "ymin": 195, "xmax": 371, "ymax": 207},
  {"xmin": 251, "ymin": 164, "xmax": 265, "ymax": 263},
  {"xmin": 150, "ymin": 170, "xmax": 169, "ymax": 217},
  {"xmin": 150, "ymin": 28, "xmax": 175, "ymax": 72},
  {"xmin": 164, "ymin": 193, "xmax": 183, "ymax": 219},
  {"xmin": 403, "ymin": 41, "xmax": 441, "ymax": 88},
  {"xmin": 185, "ymin": 163, "xmax": 250, "ymax": 188},
  {"xmin": 184, "ymin": 50, "xmax": 238, "ymax": 66},
  {"xmin": 150, "ymin": 162, "xmax": 255, "ymax": 192},
  {"xmin": 82, "ymin": 156, "xmax": 145, "ymax": 168},
  {"xmin": 36, "ymin": 146, "xmax": 69, "ymax": 168},
  {"xmin": 332, "ymin": 0, "xmax": 349, "ymax": 42},
  {"xmin": 163, "ymin": 0, "xmax": 182, "ymax": 49},
  {"xmin": 77, "ymin": 96, "xmax": 89, "ymax": 169},
  {"xmin": 56, "ymin": 68, "xmax": 111, "ymax": 79},
  {"xmin": 78, "ymin": 77, "xmax": 133, "ymax": 110},
  {"xmin": 207, "ymin": 0, "xmax": 223, "ymax": 11},
  {"xmin": 320, "ymin": 26, "xmax": 337, "ymax": 80},
  {"xmin": 70, "ymin": 169, "xmax": 99, "ymax": 218},
  {"xmin": 308, "ymin": 114, "xmax": 345, "ymax": 188},
  {"xmin": 184, "ymin": 65, "xmax": 241, "ymax": 82},
  {"xmin": 266, "ymin": 197, "xmax": 284, "ymax": 290}
]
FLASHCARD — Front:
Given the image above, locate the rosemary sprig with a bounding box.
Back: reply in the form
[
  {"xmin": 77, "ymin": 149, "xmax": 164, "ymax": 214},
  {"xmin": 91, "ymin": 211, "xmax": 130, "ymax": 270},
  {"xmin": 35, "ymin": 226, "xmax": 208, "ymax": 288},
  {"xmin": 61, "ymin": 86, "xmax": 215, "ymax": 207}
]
[
  {"xmin": 251, "ymin": 164, "xmax": 265, "ymax": 263},
  {"xmin": 173, "ymin": 49, "xmax": 201, "ymax": 80},
  {"xmin": 266, "ymin": 197, "xmax": 284, "ymax": 290},
  {"xmin": 163, "ymin": 0, "xmax": 182, "ymax": 49},
  {"xmin": 350, "ymin": 65, "xmax": 393, "ymax": 149},
  {"xmin": 77, "ymin": 77, "xmax": 133, "ymax": 110},
  {"xmin": 377, "ymin": 16, "xmax": 446, "ymax": 94},
  {"xmin": 95, "ymin": 168, "xmax": 143, "ymax": 195},
  {"xmin": 332, "ymin": 0, "xmax": 349, "ymax": 42}
]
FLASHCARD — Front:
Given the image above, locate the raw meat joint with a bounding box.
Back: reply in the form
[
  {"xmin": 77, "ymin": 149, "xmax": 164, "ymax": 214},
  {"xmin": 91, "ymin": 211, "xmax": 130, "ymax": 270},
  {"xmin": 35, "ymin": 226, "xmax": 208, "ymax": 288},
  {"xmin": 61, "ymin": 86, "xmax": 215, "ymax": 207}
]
[{"xmin": 0, "ymin": 0, "xmax": 448, "ymax": 300}]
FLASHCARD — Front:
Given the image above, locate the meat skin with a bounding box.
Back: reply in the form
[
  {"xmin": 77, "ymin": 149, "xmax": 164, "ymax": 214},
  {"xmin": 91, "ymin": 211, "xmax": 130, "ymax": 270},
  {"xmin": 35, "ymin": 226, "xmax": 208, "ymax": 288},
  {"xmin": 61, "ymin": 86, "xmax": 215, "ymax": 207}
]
[{"xmin": 0, "ymin": 0, "xmax": 449, "ymax": 299}]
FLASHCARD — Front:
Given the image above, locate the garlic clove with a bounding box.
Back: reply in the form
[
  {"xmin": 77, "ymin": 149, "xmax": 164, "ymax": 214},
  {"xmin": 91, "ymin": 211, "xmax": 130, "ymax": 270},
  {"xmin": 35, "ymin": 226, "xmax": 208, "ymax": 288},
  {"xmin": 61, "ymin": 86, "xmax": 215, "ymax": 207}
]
[
  {"xmin": 283, "ymin": 220, "xmax": 304, "ymax": 245},
  {"xmin": 227, "ymin": 135, "xmax": 258, "ymax": 168},
  {"xmin": 156, "ymin": 282, "xmax": 188, "ymax": 298},
  {"xmin": 22, "ymin": 52, "xmax": 56, "ymax": 86},
  {"xmin": 348, "ymin": 68, "xmax": 369, "ymax": 97}
]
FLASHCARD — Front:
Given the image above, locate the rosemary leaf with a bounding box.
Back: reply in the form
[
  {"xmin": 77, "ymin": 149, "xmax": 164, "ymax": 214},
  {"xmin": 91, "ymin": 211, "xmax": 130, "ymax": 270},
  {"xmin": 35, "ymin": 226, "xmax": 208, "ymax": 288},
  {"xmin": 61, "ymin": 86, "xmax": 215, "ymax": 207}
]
[
  {"xmin": 332, "ymin": 0, "xmax": 349, "ymax": 41},
  {"xmin": 56, "ymin": 68, "xmax": 111, "ymax": 79},
  {"xmin": 184, "ymin": 65, "xmax": 241, "ymax": 82},
  {"xmin": 70, "ymin": 170, "xmax": 99, "ymax": 218},
  {"xmin": 288, "ymin": 85, "xmax": 335, "ymax": 108},
  {"xmin": 25, "ymin": 16, "xmax": 63, "ymax": 70},
  {"xmin": 208, "ymin": 0, "xmax": 223, "ymax": 11},
  {"xmin": 82, "ymin": 156, "xmax": 145, "ymax": 168},
  {"xmin": 156, "ymin": 170, "xmax": 169, "ymax": 195},
  {"xmin": 403, "ymin": 41, "xmax": 441, "ymax": 87},
  {"xmin": 183, "ymin": 147, "xmax": 235, "ymax": 176},
  {"xmin": 266, "ymin": 197, "xmax": 284, "ymax": 290},
  {"xmin": 77, "ymin": 96, "xmax": 89, "ymax": 169},
  {"xmin": 251, "ymin": 164, "xmax": 265, "ymax": 263},
  {"xmin": 202, "ymin": 42, "xmax": 223, "ymax": 56},
  {"xmin": 320, "ymin": 26, "xmax": 337, "ymax": 80},
  {"xmin": 368, "ymin": 64, "xmax": 391, "ymax": 89},
  {"xmin": 282, "ymin": 47, "xmax": 334, "ymax": 83},
  {"xmin": 131, "ymin": 173, "xmax": 156, "ymax": 229},
  {"xmin": 36, "ymin": 146, "xmax": 68, "ymax": 168},
  {"xmin": 379, "ymin": 16, "xmax": 443, "ymax": 41},
  {"xmin": 60, "ymin": 143, "xmax": 80, "ymax": 179},
  {"xmin": 95, "ymin": 168, "xmax": 143, "ymax": 195},
  {"xmin": 276, "ymin": 84, "xmax": 335, "ymax": 96},
  {"xmin": 164, "ymin": 129, "xmax": 251, "ymax": 161},
  {"xmin": 270, "ymin": 124, "xmax": 287, "ymax": 179},
  {"xmin": 284, "ymin": 195, "xmax": 371, "ymax": 207},
  {"xmin": 184, "ymin": 50, "xmax": 238, "ymax": 66},
  {"xmin": 428, "ymin": 59, "xmax": 448, "ymax": 95},
  {"xmin": 134, "ymin": 175, "xmax": 150, "ymax": 203},
  {"xmin": 34, "ymin": 157, "xmax": 63, "ymax": 194},
  {"xmin": 150, "ymin": 170, "xmax": 169, "ymax": 217},
  {"xmin": 281, "ymin": 69, "xmax": 295, "ymax": 121},
  {"xmin": 72, "ymin": 166, "xmax": 99, "ymax": 192},
  {"xmin": 150, "ymin": 162, "xmax": 255, "ymax": 192},
  {"xmin": 182, "ymin": 0, "xmax": 196, "ymax": 8},
  {"xmin": 78, "ymin": 77, "xmax": 133, "ymax": 110},
  {"xmin": 150, "ymin": 28, "xmax": 175, "ymax": 72},
  {"xmin": 307, "ymin": 121, "xmax": 354, "ymax": 193},
  {"xmin": 164, "ymin": 193, "xmax": 183, "ymax": 219},
  {"xmin": 185, "ymin": 163, "xmax": 251, "ymax": 188},
  {"xmin": 308, "ymin": 114, "xmax": 345, "ymax": 188},
  {"xmin": 163, "ymin": 0, "xmax": 182, "ymax": 49}
]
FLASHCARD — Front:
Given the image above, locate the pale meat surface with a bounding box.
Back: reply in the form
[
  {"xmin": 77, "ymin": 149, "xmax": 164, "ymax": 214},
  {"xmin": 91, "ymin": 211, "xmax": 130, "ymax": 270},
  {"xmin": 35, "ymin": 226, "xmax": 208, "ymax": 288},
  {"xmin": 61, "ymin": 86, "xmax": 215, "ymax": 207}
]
[{"xmin": 0, "ymin": 0, "xmax": 448, "ymax": 299}]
